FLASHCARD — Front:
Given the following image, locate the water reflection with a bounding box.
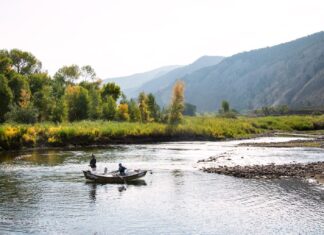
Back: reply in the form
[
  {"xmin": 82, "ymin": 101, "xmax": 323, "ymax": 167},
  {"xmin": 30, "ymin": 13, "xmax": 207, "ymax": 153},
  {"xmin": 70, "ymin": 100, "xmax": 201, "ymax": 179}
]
[
  {"xmin": 172, "ymin": 169, "xmax": 184, "ymax": 177},
  {"xmin": 118, "ymin": 185, "xmax": 127, "ymax": 192},
  {"xmin": 86, "ymin": 180, "xmax": 147, "ymax": 202},
  {"xmin": 87, "ymin": 183, "xmax": 97, "ymax": 202},
  {"xmin": 0, "ymin": 150, "xmax": 68, "ymax": 166}
]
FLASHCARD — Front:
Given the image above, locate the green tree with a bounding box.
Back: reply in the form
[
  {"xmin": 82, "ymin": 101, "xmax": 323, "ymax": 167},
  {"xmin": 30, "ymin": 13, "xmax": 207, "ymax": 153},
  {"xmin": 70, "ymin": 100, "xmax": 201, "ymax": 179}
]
[
  {"xmin": 128, "ymin": 99, "xmax": 141, "ymax": 122},
  {"xmin": 8, "ymin": 49, "xmax": 42, "ymax": 75},
  {"xmin": 102, "ymin": 96, "xmax": 117, "ymax": 120},
  {"xmin": 65, "ymin": 85, "xmax": 90, "ymax": 121},
  {"xmin": 147, "ymin": 93, "xmax": 160, "ymax": 121},
  {"xmin": 32, "ymin": 85, "xmax": 55, "ymax": 122},
  {"xmin": 79, "ymin": 80, "xmax": 101, "ymax": 91},
  {"xmin": 169, "ymin": 81, "xmax": 185, "ymax": 124},
  {"xmin": 138, "ymin": 92, "xmax": 150, "ymax": 122},
  {"xmin": 52, "ymin": 80, "xmax": 64, "ymax": 100},
  {"xmin": 119, "ymin": 92, "xmax": 128, "ymax": 104},
  {"xmin": 277, "ymin": 105, "xmax": 289, "ymax": 115},
  {"xmin": 28, "ymin": 73, "xmax": 51, "ymax": 94},
  {"xmin": 160, "ymin": 107, "xmax": 170, "ymax": 123},
  {"xmin": 52, "ymin": 97, "xmax": 67, "ymax": 123},
  {"xmin": 219, "ymin": 100, "xmax": 237, "ymax": 118},
  {"xmin": 4, "ymin": 73, "xmax": 35, "ymax": 123},
  {"xmin": 0, "ymin": 75, "xmax": 13, "ymax": 122},
  {"xmin": 8, "ymin": 74, "xmax": 30, "ymax": 105},
  {"xmin": 101, "ymin": 83, "xmax": 121, "ymax": 101},
  {"xmin": 5, "ymin": 105, "xmax": 38, "ymax": 124},
  {"xmin": 54, "ymin": 65, "xmax": 80, "ymax": 84},
  {"xmin": 221, "ymin": 100, "xmax": 230, "ymax": 113},
  {"xmin": 81, "ymin": 65, "xmax": 97, "ymax": 82},
  {"xmin": 261, "ymin": 106, "xmax": 270, "ymax": 116},
  {"xmin": 0, "ymin": 51, "xmax": 12, "ymax": 75},
  {"xmin": 88, "ymin": 88, "xmax": 103, "ymax": 119}
]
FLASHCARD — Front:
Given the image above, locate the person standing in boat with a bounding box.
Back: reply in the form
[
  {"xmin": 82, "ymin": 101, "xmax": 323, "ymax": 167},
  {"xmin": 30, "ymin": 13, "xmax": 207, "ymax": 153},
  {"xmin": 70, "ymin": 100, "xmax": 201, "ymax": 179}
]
[
  {"xmin": 118, "ymin": 163, "xmax": 127, "ymax": 176},
  {"xmin": 89, "ymin": 154, "xmax": 96, "ymax": 171}
]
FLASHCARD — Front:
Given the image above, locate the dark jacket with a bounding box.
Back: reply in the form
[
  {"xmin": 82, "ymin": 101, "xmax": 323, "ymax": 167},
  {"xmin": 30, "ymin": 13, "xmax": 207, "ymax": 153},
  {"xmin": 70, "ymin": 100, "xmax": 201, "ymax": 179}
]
[
  {"xmin": 119, "ymin": 165, "xmax": 126, "ymax": 175},
  {"xmin": 90, "ymin": 158, "xmax": 96, "ymax": 168}
]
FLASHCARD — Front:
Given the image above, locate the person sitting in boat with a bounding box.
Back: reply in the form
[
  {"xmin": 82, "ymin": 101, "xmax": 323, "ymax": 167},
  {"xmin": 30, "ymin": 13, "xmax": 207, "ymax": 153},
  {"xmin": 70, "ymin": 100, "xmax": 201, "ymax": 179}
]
[
  {"xmin": 118, "ymin": 163, "xmax": 127, "ymax": 176},
  {"xmin": 89, "ymin": 154, "xmax": 96, "ymax": 171}
]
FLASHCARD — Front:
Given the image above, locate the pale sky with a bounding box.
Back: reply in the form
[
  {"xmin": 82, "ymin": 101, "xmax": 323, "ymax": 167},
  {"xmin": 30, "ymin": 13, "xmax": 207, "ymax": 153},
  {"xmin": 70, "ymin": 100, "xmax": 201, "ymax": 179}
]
[{"xmin": 0, "ymin": 0, "xmax": 323, "ymax": 78}]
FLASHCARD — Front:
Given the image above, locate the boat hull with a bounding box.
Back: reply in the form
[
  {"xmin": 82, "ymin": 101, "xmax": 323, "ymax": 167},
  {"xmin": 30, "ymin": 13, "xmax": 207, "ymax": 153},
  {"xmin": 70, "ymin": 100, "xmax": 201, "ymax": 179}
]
[{"xmin": 83, "ymin": 170, "xmax": 147, "ymax": 183}]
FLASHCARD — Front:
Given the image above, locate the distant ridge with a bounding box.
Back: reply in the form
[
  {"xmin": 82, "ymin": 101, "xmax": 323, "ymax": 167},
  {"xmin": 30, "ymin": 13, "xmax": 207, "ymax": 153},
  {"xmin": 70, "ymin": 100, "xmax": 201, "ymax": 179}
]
[
  {"xmin": 104, "ymin": 65, "xmax": 181, "ymax": 93},
  {"xmin": 128, "ymin": 55, "xmax": 224, "ymax": 98},
  {"xmin": 154, "ymin": 31, "xmax": 324, "ymax": 112}
]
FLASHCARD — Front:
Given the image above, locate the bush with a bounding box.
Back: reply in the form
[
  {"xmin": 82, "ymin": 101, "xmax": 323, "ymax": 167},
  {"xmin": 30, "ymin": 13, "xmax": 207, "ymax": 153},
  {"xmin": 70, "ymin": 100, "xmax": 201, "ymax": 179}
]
[
  {"xmin": 219, "ymin": 112, "xmax": 237, "ymax": 119},
  {"xmin": 5, "ymin": 105, "xmax": 38, "ymax": 124}
]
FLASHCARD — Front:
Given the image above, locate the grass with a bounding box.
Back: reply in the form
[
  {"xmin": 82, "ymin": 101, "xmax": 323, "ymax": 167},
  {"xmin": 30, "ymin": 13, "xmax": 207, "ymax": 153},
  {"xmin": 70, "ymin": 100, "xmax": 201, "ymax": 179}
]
[{"xmin": 1, "ymin": 115, "xmax": 324, "ymax": 150}]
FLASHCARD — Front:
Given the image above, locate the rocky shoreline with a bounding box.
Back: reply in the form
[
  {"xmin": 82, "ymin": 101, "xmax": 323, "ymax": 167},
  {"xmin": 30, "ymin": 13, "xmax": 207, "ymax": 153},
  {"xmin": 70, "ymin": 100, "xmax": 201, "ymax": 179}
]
[{"xmin": 202, "ymin": 162, "xmax": 324, "ymax": 182}]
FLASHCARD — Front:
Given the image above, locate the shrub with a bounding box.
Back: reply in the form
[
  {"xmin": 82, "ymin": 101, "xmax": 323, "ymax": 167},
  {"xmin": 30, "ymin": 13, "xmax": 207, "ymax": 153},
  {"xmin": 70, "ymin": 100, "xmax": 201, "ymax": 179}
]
[{"xmin": 5, "ymin": 105, "xmax": 38, "ymax": 124}]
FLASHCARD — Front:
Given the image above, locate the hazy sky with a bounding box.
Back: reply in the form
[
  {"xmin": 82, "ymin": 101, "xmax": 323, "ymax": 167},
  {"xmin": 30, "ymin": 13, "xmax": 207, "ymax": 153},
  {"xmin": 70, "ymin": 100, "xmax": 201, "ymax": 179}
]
[{"xmin": 0, "ymin": 0, "xmax": 323, "ymax": 78}]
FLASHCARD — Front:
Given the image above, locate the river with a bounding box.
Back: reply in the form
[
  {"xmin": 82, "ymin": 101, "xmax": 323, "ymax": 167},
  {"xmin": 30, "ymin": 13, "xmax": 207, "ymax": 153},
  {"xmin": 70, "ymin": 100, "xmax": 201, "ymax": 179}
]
[{"xmin": 0, "ymin": 137, "xmax": 324, "ymax": 234}]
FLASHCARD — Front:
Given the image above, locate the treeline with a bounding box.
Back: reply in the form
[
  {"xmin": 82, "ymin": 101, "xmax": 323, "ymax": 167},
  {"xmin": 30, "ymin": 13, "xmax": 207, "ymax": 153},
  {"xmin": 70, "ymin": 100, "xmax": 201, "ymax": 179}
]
[
  {"xmin": 252, "ymin": 105, "xmax": 289, "ymax": 116},
  {"xmin": 0, "ymin": 49, "xmax": 185, "ymax": 124},
  {"xmin": 252, "ymin": 105, "xmax": 324, "ymax": 116}
]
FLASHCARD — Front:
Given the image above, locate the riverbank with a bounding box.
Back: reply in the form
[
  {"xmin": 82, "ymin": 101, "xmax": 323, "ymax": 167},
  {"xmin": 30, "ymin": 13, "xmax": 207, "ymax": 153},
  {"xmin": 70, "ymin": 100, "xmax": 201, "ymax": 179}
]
[
  {"xmin": 239, "ymin": 131, "xmax": 324, "ymax": 148},
  {"xmin": 240, "ymin": 139, "xmax": 324, "ymax": 148},
  {"xmin": 202, "ymin": 162, "xmax": 324, "ymax": 183},
  {"xmin": 1, "ymin": 115, "xmax": 324, "ymax": 151}
]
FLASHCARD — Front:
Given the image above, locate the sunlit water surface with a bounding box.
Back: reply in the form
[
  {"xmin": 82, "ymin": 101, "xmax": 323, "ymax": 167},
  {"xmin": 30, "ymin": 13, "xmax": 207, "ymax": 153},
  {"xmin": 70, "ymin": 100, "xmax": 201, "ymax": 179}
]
[{"xmin": 0, "ymin": 137, "xmax": 324, "ymax": 234}]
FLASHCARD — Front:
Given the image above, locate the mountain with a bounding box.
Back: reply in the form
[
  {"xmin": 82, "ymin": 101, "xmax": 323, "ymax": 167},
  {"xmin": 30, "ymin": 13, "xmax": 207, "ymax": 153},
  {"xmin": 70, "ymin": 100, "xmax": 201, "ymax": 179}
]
[
  {"xmin": 129, "ymin": 56, "xmax": 224, "ymax": 98},
  {"xmin": 104, "ymin": 65, "xmax": 181, "ymax": 94},
  {"xmin": 155, "ymin": 32, "xmax": 324, "ymax": 112}
]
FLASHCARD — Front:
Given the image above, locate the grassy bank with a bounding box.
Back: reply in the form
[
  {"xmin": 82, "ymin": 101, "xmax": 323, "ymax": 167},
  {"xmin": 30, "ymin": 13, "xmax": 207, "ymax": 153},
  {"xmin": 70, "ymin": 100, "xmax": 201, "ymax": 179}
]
[{"xmin": 1, "ymin": 115, "xmax": 324, "ymax": 150}]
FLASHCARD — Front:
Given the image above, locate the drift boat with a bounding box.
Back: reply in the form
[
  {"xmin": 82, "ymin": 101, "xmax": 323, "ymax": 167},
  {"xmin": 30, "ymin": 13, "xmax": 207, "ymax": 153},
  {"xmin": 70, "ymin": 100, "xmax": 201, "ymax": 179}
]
[{"xmin": 83, "ymin": 169, "xmax": 147, "ymax": 183}]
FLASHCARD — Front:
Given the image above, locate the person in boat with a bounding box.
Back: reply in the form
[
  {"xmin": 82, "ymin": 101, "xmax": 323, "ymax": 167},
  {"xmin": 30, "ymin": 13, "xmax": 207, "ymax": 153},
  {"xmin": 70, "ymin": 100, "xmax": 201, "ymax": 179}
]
[
  {"xmin": 118, "ymin": 163, "xmax": 127, "ymax": 176},
  {"xmin": 89, "ymin": 154, "xmax": 96, "ymax": 171}
]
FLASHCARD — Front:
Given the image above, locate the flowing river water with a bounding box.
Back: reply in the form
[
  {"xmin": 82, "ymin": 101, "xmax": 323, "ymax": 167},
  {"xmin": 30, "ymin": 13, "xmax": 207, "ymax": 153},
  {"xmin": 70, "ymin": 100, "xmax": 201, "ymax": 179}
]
[{"xmin": 1, "ymin": 137, "xmax": 324, "ymax": 234}]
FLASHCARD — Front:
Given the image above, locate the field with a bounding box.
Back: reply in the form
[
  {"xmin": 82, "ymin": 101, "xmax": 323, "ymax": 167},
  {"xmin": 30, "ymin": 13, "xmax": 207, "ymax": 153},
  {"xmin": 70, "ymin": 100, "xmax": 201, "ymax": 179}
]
[{"xmin": 1, "ymin": 115, "xmax": 324, "ymax": 150}]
